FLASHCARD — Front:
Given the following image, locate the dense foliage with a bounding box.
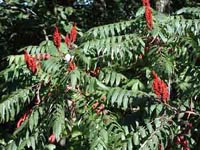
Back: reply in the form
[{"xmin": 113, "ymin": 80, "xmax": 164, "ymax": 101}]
[{"xmin": 1, "ymin": 0, "xmax": 200, "ymax": 149}]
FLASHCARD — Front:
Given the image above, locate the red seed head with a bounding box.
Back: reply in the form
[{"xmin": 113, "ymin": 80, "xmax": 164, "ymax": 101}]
[
  {"xmin": 24, "ymin": 50, "xmax": 37, "ymax": 74},
  {"xmin": 70, "ymin": 23, "xmax": 77, "ymax": 43},
  {"xmin": 142, "ymin": 0, "xmax": 150, "ymax": 6},
  {"xmin": 152, "ymin": 74, "xmax": 161, "ymax": 98},
  {"xmin": 65, "ymin": 34, "xmax": 71, "ymax": 48},
  {"xmin": 160, "ymin": 80, "xmax": 169, "ymax": 103},
  {"xmin": 145, "ymin": 6, "xmax": 153, "ymax": 29},
  {"xmin": 53, "ymin": 26, "xmax": 61, "ymax": 49},
  {"xmin": 142, "ymin": 0, "xmax": 153, "ymax": 29},
  {"xmin": 152, "ymin": 71, "xmax": 169, "ymax": 102}
]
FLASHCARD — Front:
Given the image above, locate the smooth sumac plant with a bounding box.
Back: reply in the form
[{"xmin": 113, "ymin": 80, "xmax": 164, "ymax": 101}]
[{"xmin": 0, "ymin": 2, "xmax": 200, "ymax": 150}]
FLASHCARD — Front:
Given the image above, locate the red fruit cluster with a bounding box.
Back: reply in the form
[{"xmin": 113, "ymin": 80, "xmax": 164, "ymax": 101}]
[
  {"xmin": 24, "ymin": 50, "xmax": 37, "ymax": 74},
  {"xmin": 142, "ymin": 0, "xmax": 153, "ymax": 29},
  {"xmin": 92, "ymin": 100, "xmax": 105, "ymax": 114},
  {"xmin": 35, "ymin": 53, "xmax": 51, "ymax": 61},
  {"xmin": 67, "ymin": 58, "xmax": 76, "ymax": 72},
  {"xmin": 48, "ymin": 133, "xmax": 56, "ymax": 143},
  {"xmin": 65, "ymin": 23, "xmax": 77, "ymax": 49},
  {"xmin": 152, "ymin": 71, "xmax": 169, "ymax": 103},
  {"xmin": 16, "ymin": 109, "xmax": 32, "ymax": 128},
  {"xmin": 53, "ymin": 26, "xmax": 61, "ymax": 49}
]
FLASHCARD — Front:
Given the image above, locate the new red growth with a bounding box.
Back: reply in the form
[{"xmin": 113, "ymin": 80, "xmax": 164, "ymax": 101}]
[
  {"xmin": 16, "ymin": 109, "xmax": 32, "ymax": 128},
  {"xmin": 152, "ymin": 71, "xmax": 169, "ymax": 103}
]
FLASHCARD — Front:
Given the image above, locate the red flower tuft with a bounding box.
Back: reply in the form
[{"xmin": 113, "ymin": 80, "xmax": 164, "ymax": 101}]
[
  {"xmin": 48, "ymin": 134, "xmax": 56, "ymax": 143},
  {"xmin": 67, "ymin": 59, "xmax": 76, "ymax": 72},
  {"xmin": 141, "ymin": 0, "xmax": 153, "ymax": 29},
  {"xmin": 24, "ymin": 50, "xmax": 37, "ymax": 74},
  {"xmin": 53, "ymin": 26, "xmax": 61, "ymax": 49},
  {"xmin": 152, "ymin": 71, "xmax": 169, "ymax": 103}
]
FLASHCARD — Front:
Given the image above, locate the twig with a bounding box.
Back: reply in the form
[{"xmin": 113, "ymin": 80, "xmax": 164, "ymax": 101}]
[{"xmin": 43, "ymin": 29, "xmax": 49, "ymax": 41}]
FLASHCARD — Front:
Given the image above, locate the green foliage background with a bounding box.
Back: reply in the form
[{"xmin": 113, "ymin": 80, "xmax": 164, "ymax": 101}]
[{"xmin": 0, "ymin": 0, "xmax": 200, "ymax": 149}]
